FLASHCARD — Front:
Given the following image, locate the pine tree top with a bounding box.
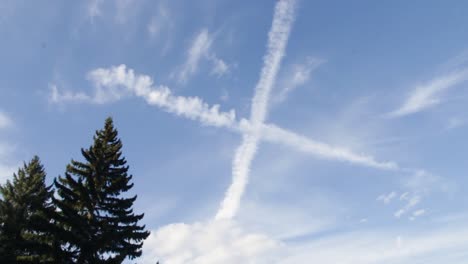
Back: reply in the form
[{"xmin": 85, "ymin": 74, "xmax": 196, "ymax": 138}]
[
  {"xmin": 0, "ymin": 156, "xmax": 55, "ymax": 263},
  {"xmin": 0, "ymin": 155, "xmax": 51, "ymax": 202},
  {"xmin": 53, "ymin": 117, "xmax": 149, "ymax": 262}
]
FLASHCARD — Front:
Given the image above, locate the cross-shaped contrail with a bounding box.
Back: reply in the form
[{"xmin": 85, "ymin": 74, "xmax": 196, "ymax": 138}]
[{"xmin": 55, "ymin": 0, "xmax": 401, "ymax": 222}]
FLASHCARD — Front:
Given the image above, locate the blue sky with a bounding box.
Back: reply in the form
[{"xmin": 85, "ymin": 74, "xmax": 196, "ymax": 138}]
[{"xmin": 1, "ymin": 0, "xmax": 468, "ymax": 263}]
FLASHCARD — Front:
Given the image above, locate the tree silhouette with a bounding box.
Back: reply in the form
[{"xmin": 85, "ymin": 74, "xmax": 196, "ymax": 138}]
[{"xmin": 53, "ymin": 117, "xmax": 149, "ymax": 263}]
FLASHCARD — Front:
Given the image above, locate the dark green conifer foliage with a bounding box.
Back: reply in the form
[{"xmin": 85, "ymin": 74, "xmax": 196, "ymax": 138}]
[
  {"xmin": 53, "ymin": 117, "xmax": 149, "ymax": 263},
  {"xmin": 0, "ymin": 156, "xmax": 55, "ymax": 263}
]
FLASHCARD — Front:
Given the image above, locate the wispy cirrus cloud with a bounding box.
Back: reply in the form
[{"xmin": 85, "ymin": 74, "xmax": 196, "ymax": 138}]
[
  {"xmin": 177, "ymin": 29, "xmax": 229, "ymax": 83},
  {"xmin": 378, "ymin": 169, "xmax": 451, "ymax": 220},
  {"xmin": 377, "ymin": 191, "xmax": 397, "ymax": 204},
  {"xmin": 49, "ymin": 84, "xmax": 92, "ymax": 104},
  {"xmin": 146, "ymin": 2, "xmax": 174, "ymax": 55},
  {"xmin": 394, "ymin": 193, "xmax": 421, "ymax": 218},
  {"xmin": 389, "ymin": 68, "xmax": 468, "ymax": 117},
  {"xmin": 177, "ymin": 29, "xmax": 211, "ymax": 83},
  {"xmin": 274, "ymin": 56, "xmax": 323, "ymax": 103}
]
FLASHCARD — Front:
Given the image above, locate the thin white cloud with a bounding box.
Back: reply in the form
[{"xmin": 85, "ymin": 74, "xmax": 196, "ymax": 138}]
[
  {"xmin": 215, "ymin": 0, "xmax": 297, "ymax": 220},
  {"xmin": 0, "ymin": 111, "xmax": 12, "ymax": 129},
  {"xmin": 85, "ymin": 0, "xmax": 143, "ymax": 25},
  {"xmin": 394, "ymin": 194, "xmax": 421, "ymax": 218},
  {"xmin": 148, "ymin": 17, "xmax": 163, "ymax": 38},
  {"xmin": 238, "ymin": 197, "xmax": 339, "ymax": 240},
  {"xmin": 402, "ymin": 169, "xmax": 452, "ymax": 195},
  {"xmin": 281, "ymin": 226, "xmax": 468, "ymax": 264},
  {"xmin": 447, "ymin": 117, "xmax": 466, "ymax": 130},
  {"xmin": 439, "ymin": 50, "xmax": 468, "ymax": 72},
  {"xmin": 178, "ymin": 29, "xmax": 213, "ymax": 83},
  {"xmin": 377, "ymin": 191, "xmax": 397, "ymax": 204},
  {"xmin": 115, "ymin": 0, "xmax": 136, "ymax": 24},
  {"xmin": 389, "ymin": 68, "xmax": 468, "ymax": 117},
  {"xmin": 210, "ymin": 55, "xmax": 229, "ymax": 77},
  {"xmin": 220, "ymin": 88, "xmax": 229, "ymax": 102},
  {"xmin": 147, "ymin": 2, "xmax": 172, "ymax": 40},
  {"xmin": 274, "ymin": 56, "xmax": 323, "ymax": 103},
  {"xmin": 178, "ymin": 29, "xmax": 229, "ymax": 83},
  {"xmin": 87, "ymin": 0, "xmax": 103, "ymax": 20},
  {"xmin": 376, "ymin": 170, "xmax": 444, "ymax": 220},
  {"xmin": 49, "ymin": 84, "xmax": 92, "ymax": 104},
  {"xmin": 413, "ymin": 209, "xmax": 426, "ymax": 217},
  {"xmin": 400, "ymin": 192, "xmax": 409, "ymax": 200},
  {"xmin": 387, "ymin": 169, "xmax": 452, "ymax": 219}
]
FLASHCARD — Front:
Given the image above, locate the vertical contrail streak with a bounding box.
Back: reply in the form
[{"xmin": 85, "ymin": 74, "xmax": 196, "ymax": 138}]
[{"xmin": 215, "ymin": 0, "xmax": 296, "ymax": 220}]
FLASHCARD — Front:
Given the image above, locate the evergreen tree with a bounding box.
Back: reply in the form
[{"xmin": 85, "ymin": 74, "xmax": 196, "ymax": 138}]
[
  {"xmin": 53, "ymin": 117, "xmax": 149, "ymax": 263},
  {"xmin": 0, "ymin": 156, "xmax": 55, "ymax": 263}
]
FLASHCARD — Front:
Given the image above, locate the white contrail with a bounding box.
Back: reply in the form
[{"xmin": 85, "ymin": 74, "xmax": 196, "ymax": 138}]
[
  {"xmin": 54, "ymin": 63, "xmax": 399, "ymax": 171},
  {"xmin": 260, "ymin": 124, "xmax": 398, "ymax": 170},
  {"xmin": 215, "ymin": 0, "xmax": 296, "ymax": 220},
  {"xmin": 87, "ymin": 64, "xmax": 236, "ymax": 128}
]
